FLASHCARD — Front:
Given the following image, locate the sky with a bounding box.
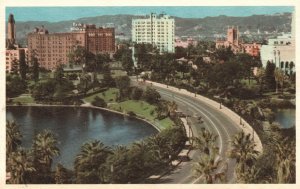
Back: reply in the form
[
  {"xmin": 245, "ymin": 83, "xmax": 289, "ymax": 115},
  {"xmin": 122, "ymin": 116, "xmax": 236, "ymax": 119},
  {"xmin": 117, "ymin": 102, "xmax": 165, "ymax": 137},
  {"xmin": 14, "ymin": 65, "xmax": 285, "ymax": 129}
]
[{"xmin": 6, "ymin": 6, "xmax": 294, "ymax": 22}]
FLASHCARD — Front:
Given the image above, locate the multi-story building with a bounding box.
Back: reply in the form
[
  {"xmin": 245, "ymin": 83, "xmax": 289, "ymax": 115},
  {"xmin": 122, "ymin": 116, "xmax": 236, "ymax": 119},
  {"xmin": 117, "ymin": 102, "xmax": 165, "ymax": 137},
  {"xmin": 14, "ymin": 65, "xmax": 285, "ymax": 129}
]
[
  {"xmin": 5, "ymin": 14, "xmax": 28, "ymax": 73},
  {"xmin": 260, "ymin": 12, "xmax": 295, "ymax": 74},
  {"xmin": 132, "ymin": 13, "xmax": 175, "ymax": 53},
  {"xmin": 6, "ymin": 48, "xmax": 27, "ymax": 73},
  {"xmin": 27, "ymin": 24, "xmax": 115, "ymax": 70},
  {"xmin": 215, "ymin": 26, "xmax": 261, "ymax": 57}
]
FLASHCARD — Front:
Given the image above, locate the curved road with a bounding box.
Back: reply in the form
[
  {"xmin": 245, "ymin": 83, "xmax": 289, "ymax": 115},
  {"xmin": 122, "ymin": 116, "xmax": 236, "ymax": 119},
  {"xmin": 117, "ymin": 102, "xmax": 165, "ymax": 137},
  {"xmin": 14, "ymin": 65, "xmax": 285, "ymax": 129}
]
[{"xmin": 133, "ymin": 80, "xmax": 242, "ymax": 183}]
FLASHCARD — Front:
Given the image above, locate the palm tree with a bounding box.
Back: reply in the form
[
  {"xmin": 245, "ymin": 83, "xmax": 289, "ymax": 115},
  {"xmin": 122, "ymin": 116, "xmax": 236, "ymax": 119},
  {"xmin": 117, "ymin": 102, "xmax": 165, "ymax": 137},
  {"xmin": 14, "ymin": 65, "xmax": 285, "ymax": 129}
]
[
  {"xmin": 167, "ymin": 101, "xmax": 178, "ymax": 117},
  {"xmin": 237, "ymin": 166, "xmax": 261, "ymax": 183},
  {"xmin": 274, "ymin": 68, "xmax": 284, "ymax": 94},
  {"xmin": 54, "ymin": 163, "xmax": 72, "ymax": 184},
  {"xmin": 229, "ymin": 131, "xmax": 260, "ymax": 181},
  {"xmin": 7, "ymin": 148, "xmax": 35, "ymax": 184},
  {"xmin": 74, "ymin": 140, "xmax": 111, "ymax": 184},
  {"xmin": 32, "ymin": 129, "xmax": 59, "ymax": 183},
  {"xmin": 193, "ymin": 147, "xmax": 226, "ymax": 184},
  {"xmin": 6, "ymin": 121, "xmax": 22, "ymax": 154},
  {"xmin": 193, "ymin": 127, "xmax": 218, "ymax": 155},
  {"xmin": 128, "ymin": 141, "xmax": 149, "ymax": 177},
  {"xmin": 255, "ymin": 67, "xmax": 265, "ymax": 93},
  {"xmin": 106, "ymin": 145, "xmax": 130, "ymax": 183},
  {"xmin": 271, "ymin": 137, "xmax": 295, "ymax": 183}
]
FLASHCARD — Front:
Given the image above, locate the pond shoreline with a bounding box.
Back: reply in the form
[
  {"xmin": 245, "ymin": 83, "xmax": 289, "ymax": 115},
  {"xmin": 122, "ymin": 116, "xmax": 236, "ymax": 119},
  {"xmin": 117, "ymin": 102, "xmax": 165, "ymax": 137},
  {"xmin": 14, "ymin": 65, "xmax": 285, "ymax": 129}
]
[{"xmin": 6, "ymin": 103, "xmax": 162, "ymax": 132}]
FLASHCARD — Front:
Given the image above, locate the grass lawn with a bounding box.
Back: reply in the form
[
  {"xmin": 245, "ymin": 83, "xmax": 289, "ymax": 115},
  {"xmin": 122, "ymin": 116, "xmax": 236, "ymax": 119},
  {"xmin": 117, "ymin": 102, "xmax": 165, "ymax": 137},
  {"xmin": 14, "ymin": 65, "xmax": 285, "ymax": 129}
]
[
  {"xmin": 240, "ymin": 79, "xmax": 258, "ymax": 88},
  {"xmin": 84, "ymin": 88, "xmax": 118, "ymax": 103},
  {"xmin": 12, "ymin": 95, "xmax": 35, "ymax": 104},
  {"xmin": 111, "ymin": 70, "xmax": 127, "ymax": 77},
  {"xmin": 109, "ymin": 100, "xmax": 174, "ymax": 130}
]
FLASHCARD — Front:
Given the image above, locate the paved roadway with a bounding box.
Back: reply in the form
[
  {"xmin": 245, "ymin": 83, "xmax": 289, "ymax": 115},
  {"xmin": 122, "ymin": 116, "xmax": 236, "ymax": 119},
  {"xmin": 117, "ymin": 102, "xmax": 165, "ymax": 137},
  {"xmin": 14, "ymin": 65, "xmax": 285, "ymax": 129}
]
[{"xmin": 132, "ymin": 79, "xmax": 241, "ymax": 183}]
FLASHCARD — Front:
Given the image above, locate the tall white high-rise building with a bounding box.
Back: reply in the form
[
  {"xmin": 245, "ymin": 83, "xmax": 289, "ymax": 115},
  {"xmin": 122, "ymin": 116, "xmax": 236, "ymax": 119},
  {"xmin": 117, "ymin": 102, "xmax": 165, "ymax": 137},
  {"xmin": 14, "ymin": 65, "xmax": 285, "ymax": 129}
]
[
  {"xmin": 132, "ymin": 13, "xmax": 175, "ymax": 53},
  {"xmin": 260, "ymin": 12, "xmax": 295, "ymax": 74}
]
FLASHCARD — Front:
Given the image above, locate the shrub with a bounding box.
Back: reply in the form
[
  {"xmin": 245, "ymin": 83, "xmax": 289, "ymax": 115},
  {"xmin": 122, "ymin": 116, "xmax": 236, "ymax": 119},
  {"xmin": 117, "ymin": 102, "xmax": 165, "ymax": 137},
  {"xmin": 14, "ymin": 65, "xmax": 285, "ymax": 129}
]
[
  {"xmin": 130, "ymin": 87, "xmax": 144, "ymax": 100},
  {"xmin": 127, "ymin": 111, "xmax": 136, "ymax": 117},
  {"xmin": 91, "ymin": 96, "xmax": 107, "ymax": 108}
]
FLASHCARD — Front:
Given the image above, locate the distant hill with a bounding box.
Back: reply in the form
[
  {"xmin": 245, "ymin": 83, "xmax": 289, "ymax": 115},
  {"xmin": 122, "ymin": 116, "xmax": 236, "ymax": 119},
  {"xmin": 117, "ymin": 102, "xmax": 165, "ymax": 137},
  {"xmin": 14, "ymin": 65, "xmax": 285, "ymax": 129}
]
[{"xmin": 12, "ymin": 12, "xmax": 292, "ymax": 45}]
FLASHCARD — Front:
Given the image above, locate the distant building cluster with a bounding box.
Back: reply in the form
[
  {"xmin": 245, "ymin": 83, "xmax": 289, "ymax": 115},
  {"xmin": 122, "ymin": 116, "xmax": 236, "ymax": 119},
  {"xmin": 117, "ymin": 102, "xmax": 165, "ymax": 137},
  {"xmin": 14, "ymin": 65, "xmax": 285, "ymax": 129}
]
[
  {"xmin": 175, "ymin": 37, "xmax": 198, "ymax": 48},
  {"xmin": 5, "ymin": 11, "xmax": 295, "ymax": 74},
  {"xmin": 27, "ymin": 24, "xmax": 115, "ymax": 70},
  {"xmin": 215, "ymin": 26, "xmax": 261, "ymax": 57},
  {"xmin": 132, "ymin": 13, "xmax": 175, "ymax": 53}
]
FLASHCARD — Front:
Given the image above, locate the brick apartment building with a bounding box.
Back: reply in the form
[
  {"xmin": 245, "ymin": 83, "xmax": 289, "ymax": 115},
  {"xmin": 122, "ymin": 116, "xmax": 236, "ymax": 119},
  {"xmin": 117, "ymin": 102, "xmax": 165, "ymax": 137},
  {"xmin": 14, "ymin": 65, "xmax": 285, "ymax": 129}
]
[
  {"xmin": 27, "ymin": 24, "xmax": 115, "ymax": 70},
  {"xmin": 215, "ymin": 26, "xmax": 261, "ymax": 57}
]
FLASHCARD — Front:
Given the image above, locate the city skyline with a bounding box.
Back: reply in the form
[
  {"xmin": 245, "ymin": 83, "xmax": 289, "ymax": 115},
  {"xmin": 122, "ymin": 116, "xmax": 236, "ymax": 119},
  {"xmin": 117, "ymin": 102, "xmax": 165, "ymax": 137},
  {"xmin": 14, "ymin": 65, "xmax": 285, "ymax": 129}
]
[{"xmin": 6, "ymin": 6, "xmax": 294, "ymax": 22}]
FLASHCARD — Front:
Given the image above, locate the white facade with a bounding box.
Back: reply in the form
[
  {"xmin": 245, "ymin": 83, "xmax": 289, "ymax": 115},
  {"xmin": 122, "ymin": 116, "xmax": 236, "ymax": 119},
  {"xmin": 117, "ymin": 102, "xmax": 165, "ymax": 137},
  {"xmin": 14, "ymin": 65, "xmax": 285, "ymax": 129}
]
[
  {"xmin": 132, "ymin": 13, "xmax": 175, "ymax": 53},
  {"xmin": 260, "ymin": 12, "xmax": 295, "ymax": 74}
]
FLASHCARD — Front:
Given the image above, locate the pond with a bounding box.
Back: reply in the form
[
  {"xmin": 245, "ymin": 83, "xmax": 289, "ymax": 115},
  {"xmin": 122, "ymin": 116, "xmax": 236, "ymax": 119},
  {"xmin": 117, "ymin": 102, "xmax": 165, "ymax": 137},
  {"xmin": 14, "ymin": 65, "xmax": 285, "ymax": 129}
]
[
  {"xmin": 274, "ymin": 109, "xmax": 295, "ymax": 128},
  {"xmin": 6, "ymin": 106, "xmax": 158, "ymax": 169}
]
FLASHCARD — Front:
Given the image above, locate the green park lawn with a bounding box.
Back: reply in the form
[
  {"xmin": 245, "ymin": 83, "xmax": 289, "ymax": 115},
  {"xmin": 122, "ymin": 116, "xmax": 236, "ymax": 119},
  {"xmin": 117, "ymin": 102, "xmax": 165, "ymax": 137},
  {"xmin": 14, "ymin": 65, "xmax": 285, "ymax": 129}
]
[
  {"xmin": 109, "ymin": 100, "xmax": 174, "ymax": 130},
  {"xmin": 84, "ymin": 88, "xmax": 118, "ymax": 103},
  {"xmin": 12, "ymin": 95, "xmax": 35, "ymax": 104}
]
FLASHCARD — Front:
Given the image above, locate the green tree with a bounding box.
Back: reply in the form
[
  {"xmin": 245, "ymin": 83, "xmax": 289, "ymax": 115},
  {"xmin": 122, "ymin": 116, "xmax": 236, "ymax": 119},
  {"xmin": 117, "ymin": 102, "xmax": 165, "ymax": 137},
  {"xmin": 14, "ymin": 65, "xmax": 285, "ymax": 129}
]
[
  {"xmin": 6, "ymin": 121, "xmax": 22, "ymax": 155},
  {"xmin": 68, "ymin": 46, "xmax": 88, "ymax": 66},
  {"xmin": 264, "ymin": 61, "xmax": 276, "ymax": 90},
  {"xmin": 32, "ymin": 130, "xmax": 60, "ymax": 183},
  {"xmin": 142, "ymin": 87, "xmax": 161, "ymax": 104},
  {"xmin": 193, "ymin": 127, "xmax": 218, "ymax": 155},
  {"xmin": 102, "ymin": 71, "xmax": 115, "ymax": 88},
  {"xmin": 106, "ymin": 146, "xmax": 131, "ymax": 183},
  {"xmin": 54, "ymin": 163, "xmax": 73, "ymax": 184},
  {"xmin": 229, "ymin": 131, "xmax": 260, "ymax": 181},
  {"xmin": 115, "ymin": 76, "xmax": 131, "ymax": 99},
  {"xmin": 193, "ymin": 150, "xmax": 226, "ymax": 184},
  {"xmin": 91, "ymin": 96, "xmax": 107, "ymax": 108},
  {"xmin": 6, "ymin": 75, "xmax": 27, "ymax": 97},
  {"xmin": 31, "ymin": 54, "xmax": 39, "ymax": 82},
  {"xmin": 11, "ymin": 58, "xmax": 19, "ymax": 75},
  {"xmin": 74, "ymin": 140, "xmax": 111, "ymax": 183},
  {"xmin": 6, "ymin": 149, "xmax": 35, "ymax": 184},
  {"xmin": 255, "ymin": 67, "xmax": 265, "ymax": 93},
  {"xmin": 274, "ymin": 68, "xmax": 285, "ymax": 94},
  {"xmin": 19, "ymin": 49, "xmax": 27, "ymax": 80}
]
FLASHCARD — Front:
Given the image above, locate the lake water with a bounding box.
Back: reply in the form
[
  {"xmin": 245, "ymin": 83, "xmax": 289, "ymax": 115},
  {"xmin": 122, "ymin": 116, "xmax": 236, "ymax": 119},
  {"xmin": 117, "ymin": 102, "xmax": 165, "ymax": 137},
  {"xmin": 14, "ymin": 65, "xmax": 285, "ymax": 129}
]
[
  {"xmin": 6, "ymin": 106, "xmax": 158, "ymax": 169},
  {"xmin": 274, "ymin": 109, "xmax": 295, "ymax": 128}
]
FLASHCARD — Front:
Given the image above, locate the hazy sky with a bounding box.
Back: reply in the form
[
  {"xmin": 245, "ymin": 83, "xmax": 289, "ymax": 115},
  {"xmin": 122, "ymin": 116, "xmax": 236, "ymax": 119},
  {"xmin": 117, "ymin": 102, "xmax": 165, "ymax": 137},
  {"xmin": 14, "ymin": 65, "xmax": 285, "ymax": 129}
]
[{"xmin": 6, "ymin": 6, "xmax": 294, "ymax": 22}]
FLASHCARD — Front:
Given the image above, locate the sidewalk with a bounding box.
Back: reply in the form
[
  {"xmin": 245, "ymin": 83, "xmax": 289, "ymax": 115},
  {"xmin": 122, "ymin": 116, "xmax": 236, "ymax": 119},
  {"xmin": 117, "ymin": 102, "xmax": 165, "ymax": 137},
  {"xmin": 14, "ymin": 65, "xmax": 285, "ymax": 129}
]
[{"xmin": 144, "ymin": 80, "xmax": 263, "ymax": 153}]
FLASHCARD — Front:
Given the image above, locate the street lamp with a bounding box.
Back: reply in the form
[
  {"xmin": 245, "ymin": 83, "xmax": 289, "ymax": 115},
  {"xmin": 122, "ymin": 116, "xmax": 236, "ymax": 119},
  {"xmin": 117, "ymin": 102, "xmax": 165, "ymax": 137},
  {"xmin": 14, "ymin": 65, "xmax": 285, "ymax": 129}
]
[{"xmin": 110, "ymin": 164, "xmax": 114, "ymax": 184}]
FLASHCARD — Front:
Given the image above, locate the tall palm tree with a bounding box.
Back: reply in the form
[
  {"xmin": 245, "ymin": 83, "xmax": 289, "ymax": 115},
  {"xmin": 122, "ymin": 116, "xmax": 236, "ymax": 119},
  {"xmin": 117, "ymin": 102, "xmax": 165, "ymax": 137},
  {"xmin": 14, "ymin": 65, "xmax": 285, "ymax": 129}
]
[
  {"xmin": 229, "ymin": 131, "xmax": 260, "ymax": 181},
  {"xmin": 193, "ymin": 147, "xmax": 226, "ymax": 184},
  {"xmin": 128, "ymin": 141, "xmax": 149, "ymax": 177},
  {"xmin": 271, "ymin": 137, "xmax": 295, "ymax": 183},
  {"xmin": 7, "ymin": 148, "xmax": 35, "ymax": 184},
  {"xmin": 6, "ymin": 121, "xmax": 22, "ymax": 154},
  {"xmin": 167, "ymin": 101, "xmax": 178, "ymax": 117},
  {"xmin": 274, "ymin": 68, "xmax": 284, "ymax": 94},
  {"xmin": 106, "ymin": 145, "xmax": 130, "ymax": 183},
  {"xmin": 54, "ymin": 163, "xmax": 72, "ymax": 184},
  {"xmin": 255, "ymin": 67, "xmax": 265, "ymax": 93},
  {"xmin": 193, "ymin": 127, "xmax": 218, "ymax": 155},
  {"xmin": 32, "ymin": 129, "xmax": 59, "ymax": 182},
  {"xmin": 74, "ymin": 140, "xmax": 111, "ymax": 184}
]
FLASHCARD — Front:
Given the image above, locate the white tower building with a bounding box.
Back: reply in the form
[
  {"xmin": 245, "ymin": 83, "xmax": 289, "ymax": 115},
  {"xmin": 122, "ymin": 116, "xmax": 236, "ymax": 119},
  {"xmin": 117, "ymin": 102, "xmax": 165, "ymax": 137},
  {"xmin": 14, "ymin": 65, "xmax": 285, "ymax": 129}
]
[{"xmin": 132, "ymin": 13, "xmax": 175, "ymax": 53}]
